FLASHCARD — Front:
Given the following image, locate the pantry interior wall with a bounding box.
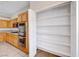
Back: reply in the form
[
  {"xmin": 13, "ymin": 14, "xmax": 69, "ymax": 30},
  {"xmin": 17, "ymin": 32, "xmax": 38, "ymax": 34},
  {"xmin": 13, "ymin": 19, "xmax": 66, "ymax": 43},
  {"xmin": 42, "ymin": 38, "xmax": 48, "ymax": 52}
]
[{"xmin": 37, "ymin": 2, "xmax": 70, "ymax": 57}]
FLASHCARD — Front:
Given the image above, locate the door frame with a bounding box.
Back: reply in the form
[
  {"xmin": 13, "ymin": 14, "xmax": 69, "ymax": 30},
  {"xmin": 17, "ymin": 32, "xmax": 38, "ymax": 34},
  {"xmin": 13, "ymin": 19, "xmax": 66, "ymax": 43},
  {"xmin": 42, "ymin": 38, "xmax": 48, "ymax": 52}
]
[
  {"xmin": 28, "ymin": 9, "xmax": 37, "ymax": 57},
  {"xmin": 71, "ymin": 1, "xmax": 78, "ymax": 57}
]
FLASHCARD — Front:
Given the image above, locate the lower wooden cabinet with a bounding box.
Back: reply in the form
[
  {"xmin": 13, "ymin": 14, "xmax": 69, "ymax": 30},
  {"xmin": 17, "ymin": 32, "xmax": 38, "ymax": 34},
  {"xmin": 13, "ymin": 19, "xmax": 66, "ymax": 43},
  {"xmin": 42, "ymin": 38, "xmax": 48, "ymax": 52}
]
[
  {"xmin": 0, "ymin": 32, "xmax": 6, "ymax": 42},
  {"xmin": 0, "ymin": 32, "xmax": 28, "ymax": 53},
  {"xmin": 6, "ymin": 33, "xmax": 19, "ymax": 48}
]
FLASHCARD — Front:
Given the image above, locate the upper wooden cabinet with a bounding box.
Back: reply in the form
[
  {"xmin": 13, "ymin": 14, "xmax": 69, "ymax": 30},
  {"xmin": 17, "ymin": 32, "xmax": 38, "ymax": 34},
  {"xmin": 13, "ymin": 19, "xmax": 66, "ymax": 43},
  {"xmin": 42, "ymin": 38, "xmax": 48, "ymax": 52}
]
[
  {"xmin": 7, "ymin": 19, "xmax": 17, "ymax": 28},
  {"xmin": 22, "ymin": 12, "xmax": 28, "ymax": 22},
  {"xmin": 17, "ymin": 12, "xmax": 28, "ymax": 23},
  {"xmin": 0, "ymin": 20, "xmax": 8, "ymax": 28},
  {"xmin": 7, "ymin": 21, "xmax": 12, "ymax": 28}
]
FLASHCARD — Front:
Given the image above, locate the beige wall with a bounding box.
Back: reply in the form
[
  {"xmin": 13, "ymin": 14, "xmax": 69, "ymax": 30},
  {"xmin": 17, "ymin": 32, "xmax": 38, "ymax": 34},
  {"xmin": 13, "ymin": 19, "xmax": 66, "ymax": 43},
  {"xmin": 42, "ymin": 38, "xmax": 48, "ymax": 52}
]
[{"xmin": 30, "ymin": 1, "xmax": 69, "ymax": 12}]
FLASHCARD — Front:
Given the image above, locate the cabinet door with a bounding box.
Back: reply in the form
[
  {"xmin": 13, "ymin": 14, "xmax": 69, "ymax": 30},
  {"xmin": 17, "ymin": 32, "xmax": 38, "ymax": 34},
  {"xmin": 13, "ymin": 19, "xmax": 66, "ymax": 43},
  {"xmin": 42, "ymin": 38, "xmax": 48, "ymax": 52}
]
[
  {"xmin": 7, "ymin": 33, "xmax": 19, "ymax": 47},
  {"xmin": 12, "ymin": 34, "xmax": 19, "ymax": 47},
  {"xmin": 6, "ymin": 33, "xmax": 12, "ymax": 43},
  {"xmin": 0, "ymin": 33, "xmax": 6, "ymax": 42},
  {"xmin": 7, "ymin": 21, "xmax": 13, "ymax": 28},
  {"xmin": 0, "ymin": 20, "xmax": 7, "ymax": 28},
  {"xmin": 17, "ymin": 15, "xmax": 22, "ymax": 23},
  {"xmin": 21, "ymin": 12, "xmax": 28, "ymax": 22},
  {"xmin": 18, "ymin": 12, "xmax": 28, "ymax": 23},
  {"xmin": 7, "ymin": 20, "xmax": 17, "ymax": 28}
]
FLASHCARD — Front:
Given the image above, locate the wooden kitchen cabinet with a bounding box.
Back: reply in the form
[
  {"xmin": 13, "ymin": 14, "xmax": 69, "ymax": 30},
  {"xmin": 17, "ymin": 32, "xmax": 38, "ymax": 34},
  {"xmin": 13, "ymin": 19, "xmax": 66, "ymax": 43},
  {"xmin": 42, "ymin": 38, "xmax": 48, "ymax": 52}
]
[
  {"xmin": 0, "ymin": 32, "xmax": 6, "ymax": 42},
  {"xmin": 6, "ymin": 33, "xmax": 19, "ymax": 47},
  {"xmin": 18, "ymin": 12, "xmax": 28, "ymax": 23},
  {"xmin": 21, "ymin": 12, "xmax": 28, "ymax": 22},
  {"xmin": 7, "ymin": 19, "xmax": 17, "ymax": 28},
  {"xmin": 0, "ymin": 20, "xmax": 8, "ymax": 28},
  {"xmin": 7, "ymin": 21, "xmax": 12, "ymax": 28},
  {"xmin": 17, "ymin": 15, "xmax": 21, "ymax": 22}
]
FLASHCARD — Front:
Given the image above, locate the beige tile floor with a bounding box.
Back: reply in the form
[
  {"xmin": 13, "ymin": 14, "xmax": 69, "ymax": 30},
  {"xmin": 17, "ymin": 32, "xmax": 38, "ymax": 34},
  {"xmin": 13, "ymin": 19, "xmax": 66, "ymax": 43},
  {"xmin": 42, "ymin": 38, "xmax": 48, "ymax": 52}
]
[
  {"xmin": 0, "ymin": 42, "xmax": 28, "ymax": 57},
  {"xmin": 0, "ymin": 42, "xmax": 58, "ymax": 57}
]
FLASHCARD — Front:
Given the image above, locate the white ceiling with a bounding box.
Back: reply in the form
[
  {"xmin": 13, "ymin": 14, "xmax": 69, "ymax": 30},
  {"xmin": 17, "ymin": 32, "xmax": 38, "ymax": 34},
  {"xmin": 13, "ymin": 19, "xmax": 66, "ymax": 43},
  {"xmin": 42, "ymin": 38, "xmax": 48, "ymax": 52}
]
[{"xmin": 0, "ymin": 1, "xmax": 29, "ymax": 19}]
